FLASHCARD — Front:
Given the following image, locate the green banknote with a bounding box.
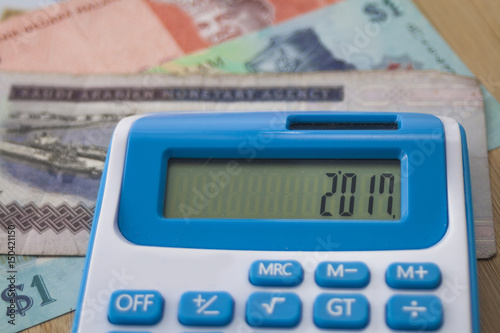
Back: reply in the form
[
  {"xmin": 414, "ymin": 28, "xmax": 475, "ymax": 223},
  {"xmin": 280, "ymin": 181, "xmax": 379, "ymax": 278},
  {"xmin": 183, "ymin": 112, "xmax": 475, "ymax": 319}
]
[{"xmin": 151, "ymin": 0, "xmax": 500, "ymax": 151}]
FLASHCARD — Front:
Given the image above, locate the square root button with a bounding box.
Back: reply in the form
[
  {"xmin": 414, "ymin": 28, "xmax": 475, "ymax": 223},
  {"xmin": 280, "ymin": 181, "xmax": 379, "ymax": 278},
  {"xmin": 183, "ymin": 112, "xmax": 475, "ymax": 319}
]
[
  {"xmin": 178, "ymin": 291, "xmax": 234, "ymax": 326},
  {"xmin": 313, "ymin": 294, "xmax": 369, "ymax": 329},
  {"xmin": 246, "ymin": 292, "xmax": 301, "ymax": 328},
  {"xmin": 108, "ymin": 290, "xmax": 164, "ymax": 325}
]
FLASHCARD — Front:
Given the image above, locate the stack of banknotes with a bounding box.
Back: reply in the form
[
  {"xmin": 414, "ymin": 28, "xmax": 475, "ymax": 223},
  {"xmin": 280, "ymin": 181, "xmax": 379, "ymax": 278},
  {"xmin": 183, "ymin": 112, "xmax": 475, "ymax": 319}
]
[{"xmin": 0, "ymin": 0, "xmax": 498, "ymax": 331}]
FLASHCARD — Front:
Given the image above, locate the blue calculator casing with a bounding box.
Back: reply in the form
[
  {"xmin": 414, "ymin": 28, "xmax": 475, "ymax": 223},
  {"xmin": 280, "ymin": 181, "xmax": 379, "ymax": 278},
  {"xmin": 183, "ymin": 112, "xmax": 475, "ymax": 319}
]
[{"xmin": 73, "ymin": 112, "xmax": 479, "ymax": 332}]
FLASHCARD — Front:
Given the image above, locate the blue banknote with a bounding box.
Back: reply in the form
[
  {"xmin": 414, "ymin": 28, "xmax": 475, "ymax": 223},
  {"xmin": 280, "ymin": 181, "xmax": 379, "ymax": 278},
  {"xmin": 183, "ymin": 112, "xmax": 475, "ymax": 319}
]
[{"xmin": 0, "ymin": 256, "xmax": 84, "ymax": 332}]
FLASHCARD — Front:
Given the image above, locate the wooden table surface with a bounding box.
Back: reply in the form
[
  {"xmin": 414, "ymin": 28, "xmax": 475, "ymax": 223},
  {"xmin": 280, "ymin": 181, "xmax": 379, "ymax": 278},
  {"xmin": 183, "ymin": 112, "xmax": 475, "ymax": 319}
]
[{"xmin": 23, "ymin": 0, "xmax": 500, "ymax": 332}]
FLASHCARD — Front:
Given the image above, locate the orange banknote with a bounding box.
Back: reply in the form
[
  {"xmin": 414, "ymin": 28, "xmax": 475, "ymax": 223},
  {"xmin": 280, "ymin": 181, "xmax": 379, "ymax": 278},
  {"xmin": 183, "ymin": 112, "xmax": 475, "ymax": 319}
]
[
  {"xmin": 145, "ymin": 0, "xmax": 342, "ymax": 54},
  {"xmin": 0, "ymin": 0, "xmax": 184, "ymax": 73},
  {"xmin": 0, "ymin": 0, "xmax": 341, "ymax": 73}
]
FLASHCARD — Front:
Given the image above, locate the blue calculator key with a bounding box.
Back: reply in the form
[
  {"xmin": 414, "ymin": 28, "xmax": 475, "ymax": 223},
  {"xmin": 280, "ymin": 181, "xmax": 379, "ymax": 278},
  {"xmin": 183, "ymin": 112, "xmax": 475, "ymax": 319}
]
[
  {"xmin": 108, "ymin": 290, "xmax": 164, "ymax": 325},
  {"xmin": 246, "ymin": 292, "xmax": 301, "ymax": 328},
  {"xmin": 386, "ymin": 295, "xmax": 443, "ymax": 330},
  {"xmin": 249, "ymin": 260, "xmax": 303, "ymax": 287},
  {"xmin": 316, "ymin": 262, "xmax": 370, "ymax": 288},
  {"xmin": 313, "ymin": 293, "xmax": 369, "ymax": 329},
  {"xmin": 178, "ymin": 291, "xmax": 234, "ymax": 326},
  {"xmin": 386, "ymin": 263, "xmax": 441, "ymax": 289}
]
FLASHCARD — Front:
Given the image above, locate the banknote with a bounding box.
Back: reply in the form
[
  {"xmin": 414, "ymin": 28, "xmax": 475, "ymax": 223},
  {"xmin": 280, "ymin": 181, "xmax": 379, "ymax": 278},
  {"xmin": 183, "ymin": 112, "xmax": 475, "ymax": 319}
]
[
  {"xmin": 144, "ymin": 0, "xmax": 342, "ymax": 54},
  {"xmin": 0, "ymin": 70, "xmax": 493, "ymax": 258},
  {"xmin": 0, "ymin": 0, "xmax": 67, "ymax": 21},
  {"xmin": 0, "ymin": 0, "xmax": 184, "ymax": 74},
  {"xmin": 0, "ymin": 0, "xmax": 342, "ymax": 74},
  {"xmin": 0, "ymin": 10, "xmax": 22, "ymax": 22},
  {"xmin": 0, "ymin": 255, "xmax": 84, "ymax": 333},
  {"xmin": 151, "ymin": 0, "xmax": 500, "ymax": 152}
]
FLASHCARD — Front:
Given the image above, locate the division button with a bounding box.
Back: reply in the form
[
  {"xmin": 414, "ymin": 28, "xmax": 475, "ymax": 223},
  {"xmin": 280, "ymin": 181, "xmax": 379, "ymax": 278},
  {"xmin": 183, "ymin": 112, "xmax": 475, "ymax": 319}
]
[
  {"xmin": 178, "ymin": 291, "xmax": 234, "ymax": 326},
  {"xmin": 108, "ymin": 290, "xmax": 164, "ymax": 325},
  {"xmin": 246, "ymin": 292, "xmax": 301, "ymax": 328},
  {"xmin": 386, "ymin": 263, "xmax": 441, "ymax": 289},
  {"xmin": 249, "ymin": 260, "xmax": 303, "ymax": 287},
  {"xmin": 316, "ymin": 262, "xmax": 370, "ymax": 288},
  {"xmin": 386, "ymin": 295, "xmax": 443, "ymax": 330},
  {"xmin": 313, "ymin": 294, "xmax": 369, "ymax": 329}
]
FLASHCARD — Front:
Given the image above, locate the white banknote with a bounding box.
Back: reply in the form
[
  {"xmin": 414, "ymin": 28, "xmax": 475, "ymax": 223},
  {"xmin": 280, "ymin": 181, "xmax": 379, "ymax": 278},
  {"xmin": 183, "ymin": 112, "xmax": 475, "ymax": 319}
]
[{"xmin": 0, "ymin": 70, "xmax": 492, "ymax": 257}]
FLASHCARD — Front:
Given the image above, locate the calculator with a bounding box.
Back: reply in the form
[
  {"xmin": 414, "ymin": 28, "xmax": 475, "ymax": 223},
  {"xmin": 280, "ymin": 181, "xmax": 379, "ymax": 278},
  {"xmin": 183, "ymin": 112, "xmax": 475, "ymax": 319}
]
[{"xmin": 73, "ymin": 112, "xmax": 479, "ymax": 332}]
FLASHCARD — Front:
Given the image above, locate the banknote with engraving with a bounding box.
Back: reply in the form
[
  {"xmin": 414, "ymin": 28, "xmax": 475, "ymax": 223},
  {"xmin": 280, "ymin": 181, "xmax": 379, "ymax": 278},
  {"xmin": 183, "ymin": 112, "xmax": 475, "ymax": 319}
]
[
  {"xmin": 0, "ymin": 0, "xmax": 341, "ymax": 74},
  {"xmin": 143, "ymin": 0, "xmax": 342, "ymax": 53},
  {"xmin": 0, "ymin": 70, "xmax": 493, "ymax": 258},
  {"xmin": 151, "ymin": 0, "xmax": 500, "ymax": 152}
]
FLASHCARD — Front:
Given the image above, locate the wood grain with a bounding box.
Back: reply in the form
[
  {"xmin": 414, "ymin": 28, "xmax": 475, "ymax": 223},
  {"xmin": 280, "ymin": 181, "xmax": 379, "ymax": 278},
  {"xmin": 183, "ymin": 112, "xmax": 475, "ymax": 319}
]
[
  {"xmin": 414, "ymin": 2, "xmax": 500, "ymax": 331},
  {"xmin": 415, "ymin": 0, "xmax": 500, "ymax": 101},
  {"xmin": 22, "ymin": 0, "xmax": 500, "ymax": 332},
  {"xmin": 478, "ymin": 147, "xmax": 500, "ymax": 332}
]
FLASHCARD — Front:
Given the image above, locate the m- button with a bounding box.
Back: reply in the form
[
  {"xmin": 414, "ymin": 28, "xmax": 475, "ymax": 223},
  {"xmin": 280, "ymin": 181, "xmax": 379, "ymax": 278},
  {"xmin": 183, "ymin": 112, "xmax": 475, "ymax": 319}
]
[
  {"xmin": 316, "ymin": 262, "xmax": 370, "ymax": 288},
  {"xmin": 386, "ymin": 263, "xmax": 441, "ymax": 289},
  {"xmin": 249, "ymin": 260, "xmax": 303, "ymax": 287}
]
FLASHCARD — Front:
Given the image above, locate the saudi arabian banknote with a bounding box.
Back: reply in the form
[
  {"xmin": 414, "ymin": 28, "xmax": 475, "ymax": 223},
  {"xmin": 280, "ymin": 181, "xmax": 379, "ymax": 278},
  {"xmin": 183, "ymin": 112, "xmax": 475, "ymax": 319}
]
[
  {"xmin": 0, "ymin": 255, "xmax": 84, "ymax": 333},
  {"xmin": 151, "ymin": 0, "xmax": 500, "ymax": 152},
  {"xmin": 0, "ymin": 70, "xmax": 493, "ymax": 258},
  {"xmin": 0, "ymin": 0, "xmax": 341, "ymax": 74}
]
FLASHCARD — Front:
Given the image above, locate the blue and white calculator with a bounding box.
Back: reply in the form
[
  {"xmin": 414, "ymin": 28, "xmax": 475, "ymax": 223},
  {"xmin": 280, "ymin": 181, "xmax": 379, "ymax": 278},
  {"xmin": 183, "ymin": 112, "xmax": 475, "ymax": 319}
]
[{"xmin": 73, "ymin": 112, "xmax": 479, "ymax": 332}]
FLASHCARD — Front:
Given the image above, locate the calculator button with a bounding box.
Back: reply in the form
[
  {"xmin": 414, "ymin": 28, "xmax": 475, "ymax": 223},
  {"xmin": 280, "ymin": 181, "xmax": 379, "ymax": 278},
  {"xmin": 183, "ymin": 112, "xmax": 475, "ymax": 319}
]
[
  {"xmin": 249, "ymin": 260, "xmax": 303, "ymax": 287},
  {"xmin": 386, "ymin": 295, "xmax": 443, "ymax": 330},
  {"xmin": 315, "ymin": 262, "xmax": 370, "ymax": 288},
  {"xmin": 313, "ymin": 293, "xmax": 369, "ymax": 329},
  {"xmin": 108, "ymin": 290, "xmax": 164, "ymax": 325},
  {"xmin": 246, "ymin": 292, "xmax": 301, "ymax": 328},
  {"xmin": 386, "ymin": 263, "xmax": 441, "ymax": 289},
  {"xmin": 178, "ymin": 291, "xmax": 234, "ymax": 326}
]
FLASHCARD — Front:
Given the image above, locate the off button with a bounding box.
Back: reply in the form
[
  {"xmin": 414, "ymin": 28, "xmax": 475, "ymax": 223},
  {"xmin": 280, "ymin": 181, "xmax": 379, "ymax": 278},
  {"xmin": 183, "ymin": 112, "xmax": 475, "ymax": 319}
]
[
  {"xmin": 249, "ymin": 260, "xmax": 303, "ymax": 287},
  {"xmin": 108, "ymin": 290, "xmax": 164, "ymax": 325}
]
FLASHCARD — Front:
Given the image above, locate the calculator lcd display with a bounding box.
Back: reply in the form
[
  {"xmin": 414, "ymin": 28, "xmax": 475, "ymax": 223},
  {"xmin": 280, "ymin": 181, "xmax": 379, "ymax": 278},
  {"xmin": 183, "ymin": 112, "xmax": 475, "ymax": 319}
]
[{"xmin": 164, "ymin": 159, "xmax": 401, "ymax": 220}]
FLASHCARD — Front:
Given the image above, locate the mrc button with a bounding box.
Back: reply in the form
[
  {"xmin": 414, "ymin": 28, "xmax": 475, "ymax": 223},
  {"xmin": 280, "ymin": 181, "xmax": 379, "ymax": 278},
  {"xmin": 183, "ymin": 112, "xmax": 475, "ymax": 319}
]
[
  {"xmin": 316, "ymin": 262, "xmax": 370, "ymax": 288},
  {"xmin": 249, "ymin": 260, "xmax": 303, "ymax": 287},
  {"xmin": 386, "ymin": 263, "xmax": 441, "ymax": 289},
  {"xmin": 108, "ymin": 290, "xmax": 164, "ymax": 325}
]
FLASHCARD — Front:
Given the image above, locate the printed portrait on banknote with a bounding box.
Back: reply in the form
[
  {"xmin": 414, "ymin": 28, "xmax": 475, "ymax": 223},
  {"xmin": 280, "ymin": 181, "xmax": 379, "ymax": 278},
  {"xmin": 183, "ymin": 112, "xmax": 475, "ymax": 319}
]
[{"xmin": 159, "ymin": 0, "xmax": 275, "ymax": 44}]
